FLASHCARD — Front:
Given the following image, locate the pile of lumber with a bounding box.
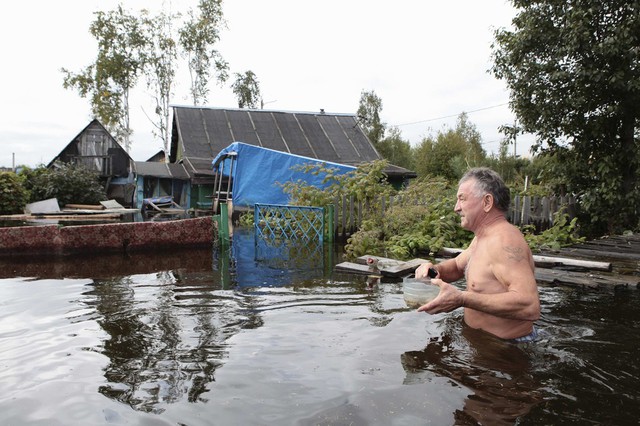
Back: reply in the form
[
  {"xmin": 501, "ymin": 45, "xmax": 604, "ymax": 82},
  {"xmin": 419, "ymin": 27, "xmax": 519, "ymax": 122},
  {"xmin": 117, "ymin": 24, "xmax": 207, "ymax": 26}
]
[{"xmin": 335, "ymin": 245, "xmax": 640, "ymax": 290}]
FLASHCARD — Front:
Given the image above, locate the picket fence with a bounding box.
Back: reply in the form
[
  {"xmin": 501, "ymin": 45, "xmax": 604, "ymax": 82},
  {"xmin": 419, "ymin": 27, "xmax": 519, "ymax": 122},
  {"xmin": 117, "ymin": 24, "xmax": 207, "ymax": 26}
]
[{"xmin": 330, "ymin": 194, "xmax": 577, "ymax": 238}]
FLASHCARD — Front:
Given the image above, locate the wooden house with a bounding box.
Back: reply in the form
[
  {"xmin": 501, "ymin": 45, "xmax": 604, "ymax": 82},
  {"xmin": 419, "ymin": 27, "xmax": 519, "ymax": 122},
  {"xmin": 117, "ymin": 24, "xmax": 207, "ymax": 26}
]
[
  {"xmin": 132, "ymin": 161, "xmax": 191, "ymax": 210},
  {"xmin": 169, "ymin": 106, "xmax": 416, "ymax": 209},
  {"xmin": 48, "ymin": 119, "xmax": 136, "ymax": 207}
]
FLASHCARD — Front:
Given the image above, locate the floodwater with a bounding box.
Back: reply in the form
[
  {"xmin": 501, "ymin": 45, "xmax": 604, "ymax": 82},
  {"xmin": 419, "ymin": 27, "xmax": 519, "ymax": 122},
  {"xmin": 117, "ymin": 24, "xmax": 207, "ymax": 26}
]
[{"xmin": 1, "ymin": 228, "xmax": 639, "ymax": 425}]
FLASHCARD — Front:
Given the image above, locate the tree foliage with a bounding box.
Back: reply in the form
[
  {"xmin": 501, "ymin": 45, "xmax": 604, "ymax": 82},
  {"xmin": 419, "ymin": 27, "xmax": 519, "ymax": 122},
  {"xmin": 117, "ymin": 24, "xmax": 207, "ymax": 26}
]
[
  {"xmin": 376, "ymin": 126, "xmax": 415, "ymax": 171},
  {"xmin": 62, "ymin": 5, "xmax": 148, "ymax": 151},
  {"xmin": 62, "ymin": 1, "xmax": 237, "ymax": 156},
  {"xmin": 357, "ymin": 89, "xmax": 386, "ymax": 145},
  {"xmin": 491, "ymin": 0, "xmax": 640, "ymax": 234},
  {"xmin": 413, "ymin": 113, "xmax": 486, "ymax": 180},
  {"xmin": 232, "ymin": 70, "xmax": 261, "ymax": 108},
  {"xmin": 140, "ymin": 9, "xmax": 178, "ymax": 158},
  {"xmin": 179, "ymin": 0, "xmax": 229, "ymax": 105},
  {"xmin": 281, "ymin": 160, "xmax": 395, "ymax": 209}
]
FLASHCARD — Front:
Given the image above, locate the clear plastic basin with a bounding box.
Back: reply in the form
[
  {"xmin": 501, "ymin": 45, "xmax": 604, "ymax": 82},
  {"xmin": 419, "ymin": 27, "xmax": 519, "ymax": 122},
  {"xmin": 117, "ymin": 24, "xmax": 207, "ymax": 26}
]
[{"xmin": 403, "ymin": 275, "xmax": 440, "ymax": 308}]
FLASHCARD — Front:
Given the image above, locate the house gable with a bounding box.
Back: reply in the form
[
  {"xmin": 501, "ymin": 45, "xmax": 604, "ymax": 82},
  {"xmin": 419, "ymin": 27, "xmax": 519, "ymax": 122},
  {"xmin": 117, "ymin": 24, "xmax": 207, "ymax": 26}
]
[{"xmin": 48, "ymin": 119, "xmax": 132, "ymax": 178}]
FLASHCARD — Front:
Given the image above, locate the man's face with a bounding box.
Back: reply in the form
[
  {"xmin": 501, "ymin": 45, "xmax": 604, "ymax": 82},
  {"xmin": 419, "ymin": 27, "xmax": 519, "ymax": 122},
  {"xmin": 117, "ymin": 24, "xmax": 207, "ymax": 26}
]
[{"xmin": 454, "ymin": 179, "xmax": 484, "ymax": 231}]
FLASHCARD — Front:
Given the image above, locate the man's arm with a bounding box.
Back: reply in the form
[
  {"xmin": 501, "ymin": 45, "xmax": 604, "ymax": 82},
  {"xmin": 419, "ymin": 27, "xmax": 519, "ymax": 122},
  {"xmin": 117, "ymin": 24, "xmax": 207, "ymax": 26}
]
[{"xmin": 461, "ymin": 233, "xmax": 540, "ymax": 321}]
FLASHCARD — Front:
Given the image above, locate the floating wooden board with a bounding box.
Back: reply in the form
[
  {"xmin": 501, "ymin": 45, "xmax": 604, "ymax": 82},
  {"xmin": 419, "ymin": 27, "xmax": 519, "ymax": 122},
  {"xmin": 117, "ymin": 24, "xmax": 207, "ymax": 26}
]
[
  {"xmin": 334, "ymin": 255, "xmax": 429, "ymax": 277},
  {"xmin": 334, "ymin": 261, "xmax": 374, "ymax": 275}
]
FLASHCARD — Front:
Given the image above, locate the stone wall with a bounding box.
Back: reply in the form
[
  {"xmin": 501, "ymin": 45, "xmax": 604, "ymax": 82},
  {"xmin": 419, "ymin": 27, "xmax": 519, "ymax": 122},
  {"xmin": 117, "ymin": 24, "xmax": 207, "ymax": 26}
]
[{"xmin": 0, "ymin": 216, "xmax": 215, "ymax": 256}]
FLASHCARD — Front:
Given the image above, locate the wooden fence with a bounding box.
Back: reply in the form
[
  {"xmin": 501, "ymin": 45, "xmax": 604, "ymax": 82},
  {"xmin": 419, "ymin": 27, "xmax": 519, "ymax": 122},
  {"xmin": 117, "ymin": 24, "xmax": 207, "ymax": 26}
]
[{"xmin": 331, "ymin": 194, "xmax": 577, "ymax": 238}]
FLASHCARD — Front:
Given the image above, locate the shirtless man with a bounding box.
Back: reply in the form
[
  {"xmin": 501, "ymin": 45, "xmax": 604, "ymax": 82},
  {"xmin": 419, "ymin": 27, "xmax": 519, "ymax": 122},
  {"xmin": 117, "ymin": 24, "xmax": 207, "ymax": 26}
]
[{"xmin": 415, "ymin": 168, "xmax": 540, "ymax": 342}]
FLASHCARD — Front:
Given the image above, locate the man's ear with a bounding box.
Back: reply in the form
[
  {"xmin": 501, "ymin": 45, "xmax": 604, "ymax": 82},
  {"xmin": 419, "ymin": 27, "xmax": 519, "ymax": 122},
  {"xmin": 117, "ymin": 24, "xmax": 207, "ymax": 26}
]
[{"xmin": 483, "ymin": 194, "xmax": 493, "ymax": 212}]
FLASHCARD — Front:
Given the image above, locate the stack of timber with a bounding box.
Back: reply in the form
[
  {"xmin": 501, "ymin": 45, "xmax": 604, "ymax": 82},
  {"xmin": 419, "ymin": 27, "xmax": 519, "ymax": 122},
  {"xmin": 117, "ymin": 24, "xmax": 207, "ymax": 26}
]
[
  {"xmin": 0, "ymin": 199, "xmax": 138, "ymax": 223},
  {"xmin": 336, "ymin": 236, "xmax": 640, "ymax": 290}
]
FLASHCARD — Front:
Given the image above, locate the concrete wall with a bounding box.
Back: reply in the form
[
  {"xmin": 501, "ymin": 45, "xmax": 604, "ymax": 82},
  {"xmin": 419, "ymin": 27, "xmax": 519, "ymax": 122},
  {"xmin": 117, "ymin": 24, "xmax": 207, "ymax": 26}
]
[{"xmin": 0, "ymin": 216, "xmax": 214, "ymax": 256}]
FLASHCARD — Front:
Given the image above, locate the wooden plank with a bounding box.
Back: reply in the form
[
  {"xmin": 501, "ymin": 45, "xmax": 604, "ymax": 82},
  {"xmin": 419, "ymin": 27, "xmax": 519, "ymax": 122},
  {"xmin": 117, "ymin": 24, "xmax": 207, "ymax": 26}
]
[
  {"xmin": 382, "ymin": 258, "xmax": 429, "ymax": 277},
  {"xmin": 554, "ymin": 247, "xmax": 640, "ymax": 261},
  {"xmin": 532, "ymin": 255, "xmax": 611, "ymax": 271},
  {"xmin": 353, "ymin": 255, "xmax": 430, "ymax": 277},
  {"xmin": 535, "ymin": 268, "xmax": 639, "ymax": 289},
  {"xmin": 441, "ymin": 247, "xmax": 612, "ymax": 271},
  {"xmin": 65, "ymin": 204, "xmax": 104, "ymax": 210},
  {"xmin": 334, "ymin": 261, "xmax": 374, "ymax": 275}
]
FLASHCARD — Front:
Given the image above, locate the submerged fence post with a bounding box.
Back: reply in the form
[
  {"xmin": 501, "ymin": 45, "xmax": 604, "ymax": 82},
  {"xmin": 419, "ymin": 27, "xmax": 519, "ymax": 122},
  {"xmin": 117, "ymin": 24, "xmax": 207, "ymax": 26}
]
[
  {"xmin": 326, "ymin": 205, "xmax": 334, "ymax": 243},
  {"xmin": 219, "ymin": 202, "xmax": 230, "ymax": 247}
]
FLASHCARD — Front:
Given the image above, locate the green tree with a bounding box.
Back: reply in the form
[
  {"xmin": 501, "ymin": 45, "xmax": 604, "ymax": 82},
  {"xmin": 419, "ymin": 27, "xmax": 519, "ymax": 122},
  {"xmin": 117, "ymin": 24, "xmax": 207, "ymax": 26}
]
[
  {"xmin": 141, "ymin": 9, "xmax": 178, "ymax": 158},
  {"xmin": 376, "ymin": 126, "xmax": 414, "ymax": 171},
  {"xmin": 491, "ymin": 0, "xmax": 640, "ymax": 235},
  {"xmin": 413, "ymin": 113, "xmax": 486, "ymax": 180},
  {"xmin": 357, "ymin": 89, "xmax": 386, "ymax": 145},
  {"xmin": 179, "ymin": 0, "xmax": 229, "ymax": 105},
  {"xmin": 231, "ymin": 70, "xmax": 261, "ymax": 108},
  {"xmin": 485, "ymin": 138, "xmax": 531, "ymax": 188},
  {"xmin": 0, "ymin": 172, "xmax": 29, "ymax": 215},
  {"xmin": 62, "ymin": 5, "xmax": 148, "ymax": 151}
]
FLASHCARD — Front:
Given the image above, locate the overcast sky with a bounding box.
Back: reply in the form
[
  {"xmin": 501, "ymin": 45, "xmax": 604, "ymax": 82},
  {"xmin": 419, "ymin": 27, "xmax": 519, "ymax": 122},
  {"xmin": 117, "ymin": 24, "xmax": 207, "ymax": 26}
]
[{"xmin": 0, "ymin": 0, "xmax": 533, "ymax": 169}]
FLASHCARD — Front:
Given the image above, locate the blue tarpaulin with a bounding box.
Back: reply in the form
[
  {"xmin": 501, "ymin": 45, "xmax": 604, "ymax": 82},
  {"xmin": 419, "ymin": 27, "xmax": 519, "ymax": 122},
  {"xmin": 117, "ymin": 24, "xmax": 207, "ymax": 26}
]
[{"xmin": 211, "ymin": 142, "xmax": 356, "ymax": 208}]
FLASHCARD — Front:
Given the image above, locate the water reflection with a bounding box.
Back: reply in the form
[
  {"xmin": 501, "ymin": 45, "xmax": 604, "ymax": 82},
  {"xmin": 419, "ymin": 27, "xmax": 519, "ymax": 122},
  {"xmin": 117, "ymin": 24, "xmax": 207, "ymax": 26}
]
[
  {"xmin": 88, "ymin": 271, "xmax": 262, "ymax": 413},
  {"xmin": 401, "ymin": 314, "xmax": 544, "ymax": 425},
  {"xmin": 83, "ymin": 227, "xmax": 340, "ymax": 414}
]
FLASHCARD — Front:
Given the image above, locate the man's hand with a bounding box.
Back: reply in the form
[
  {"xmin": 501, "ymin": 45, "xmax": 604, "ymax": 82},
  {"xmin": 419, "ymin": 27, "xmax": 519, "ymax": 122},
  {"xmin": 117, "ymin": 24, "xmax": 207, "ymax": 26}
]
[
  {"xmin": 417, "ymin": 279, "xmax": 465, "ymax": 314},
  {"xmin": 415, "ymin": 262, "xmax": 437, "ymax": 279}
]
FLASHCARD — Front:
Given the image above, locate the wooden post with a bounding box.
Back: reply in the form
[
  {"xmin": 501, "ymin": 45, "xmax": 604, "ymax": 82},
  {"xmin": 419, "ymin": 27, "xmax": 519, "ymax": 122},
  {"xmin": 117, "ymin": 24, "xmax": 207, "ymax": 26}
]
[
  {"xmin": 349, "ymin": 194, "xmax": 355, "ymax": 233},
  {"xmin": 512, "ymin": 194, "xmax": 521, "ymax": 225},
  {"xmin": 542, "ymin": 196, "xmax": 550, "ymax": 229},
  {"xmin": 333, "ymin": 195, "xmax": 340, "ymax": 236},
  {"xmin": 326, "ymin": 205, "xmax": 334, "ymax": 243},
  {"xmin": 341, "ymin": 194, "xmax": 347, "ymax": 238},
  {"xmin": 521, "ymin": 195, "xmax": 531, "ymax": 225}
]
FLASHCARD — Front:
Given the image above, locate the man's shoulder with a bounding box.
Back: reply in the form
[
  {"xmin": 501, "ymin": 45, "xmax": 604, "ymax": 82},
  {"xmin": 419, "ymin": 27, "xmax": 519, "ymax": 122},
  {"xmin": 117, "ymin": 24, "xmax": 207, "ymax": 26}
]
[
  {"xmin": 484, "ymin": 220, "xmax": 525, "ymax": 241},
  {"xmin": 485, "ymin": 222, "xmax": 530, "ymax": 255}
]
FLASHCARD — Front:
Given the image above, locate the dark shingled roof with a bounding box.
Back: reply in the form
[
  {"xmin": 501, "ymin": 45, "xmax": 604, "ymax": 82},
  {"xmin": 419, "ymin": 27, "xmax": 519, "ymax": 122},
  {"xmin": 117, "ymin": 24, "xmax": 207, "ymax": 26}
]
[
  {"xmin": 170, "ymin": 106, "xmax": 416, "ymax": 179},
  {"xmin": 133, "ymin": 161, "xmax": 190, "ymax": 180}
]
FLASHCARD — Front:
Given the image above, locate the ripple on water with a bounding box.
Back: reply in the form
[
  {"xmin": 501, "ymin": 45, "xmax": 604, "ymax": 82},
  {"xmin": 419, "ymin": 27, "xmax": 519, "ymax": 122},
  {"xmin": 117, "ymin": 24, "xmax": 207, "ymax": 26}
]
[{"xmin": 2, "ymin": 263, "xmax": 640, "ymax": 425}]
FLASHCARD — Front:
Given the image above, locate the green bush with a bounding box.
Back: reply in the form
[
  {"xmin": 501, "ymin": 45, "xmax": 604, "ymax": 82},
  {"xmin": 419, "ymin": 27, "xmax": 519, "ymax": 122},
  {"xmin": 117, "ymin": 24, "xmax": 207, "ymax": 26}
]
[
  {"xmin": 277, "ymin": 161, "xmax": 585, "ymax": 260},
  {"xmin": 0, "ymin": 172, "xmax": 29, "ymax": 215},
  {"xmin": 523, "ymin": 210, "xmax": 585, "ymax": 252},
  {"xmin": 22, "ymin": 163, "xmax": 107, "ymax": 206},
  {"xmin": 345, "ymin": 177, "xmax": 473, "ymax": 260}
]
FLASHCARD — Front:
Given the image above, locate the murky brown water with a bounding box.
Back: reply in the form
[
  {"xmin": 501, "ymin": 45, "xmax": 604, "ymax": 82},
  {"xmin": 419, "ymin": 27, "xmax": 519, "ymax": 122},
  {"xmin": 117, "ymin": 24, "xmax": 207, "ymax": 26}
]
[{"xmin": 1, "ymin": 228, "xmax": 639, "ymax": 425}]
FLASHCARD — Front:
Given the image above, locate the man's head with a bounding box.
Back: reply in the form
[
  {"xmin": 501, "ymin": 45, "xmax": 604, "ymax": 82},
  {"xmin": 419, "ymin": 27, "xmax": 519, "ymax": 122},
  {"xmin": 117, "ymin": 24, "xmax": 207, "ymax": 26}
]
[{"xmin": 455, "ymin": 168, "xmax": 510, "ymax": 230}]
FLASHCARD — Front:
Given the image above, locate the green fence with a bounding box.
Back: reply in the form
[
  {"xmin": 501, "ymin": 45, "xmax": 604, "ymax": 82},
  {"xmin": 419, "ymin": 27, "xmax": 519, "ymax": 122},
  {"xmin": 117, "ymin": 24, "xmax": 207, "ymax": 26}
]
[{"xmin": 254, "ymin": 203, "xmax": 326, "ymax": 243}]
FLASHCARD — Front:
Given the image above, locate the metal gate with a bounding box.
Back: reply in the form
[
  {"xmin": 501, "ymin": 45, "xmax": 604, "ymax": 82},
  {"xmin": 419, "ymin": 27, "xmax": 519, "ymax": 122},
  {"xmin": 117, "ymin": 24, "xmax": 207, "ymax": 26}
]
[{"xmin": 254, "ymin": 204, "xmax": 325, "ymax": 243}]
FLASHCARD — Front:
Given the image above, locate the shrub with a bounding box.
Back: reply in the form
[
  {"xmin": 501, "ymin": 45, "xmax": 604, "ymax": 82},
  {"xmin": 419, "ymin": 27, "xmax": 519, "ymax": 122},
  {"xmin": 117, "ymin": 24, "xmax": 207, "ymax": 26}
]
[
  {"xmin": 23, "ymin": 163, "xmax": 107, "ymax": 206},
  {"xmin": 345, "ymin": 177, "xmax": 473, "ymax": 260},
  {"xmin": 0, "ymin": 172, "xmax": 29, "ymax": 214},
  {"xmin": 523, "ymin": 210, "xmax": 585, "ymax": 252}
]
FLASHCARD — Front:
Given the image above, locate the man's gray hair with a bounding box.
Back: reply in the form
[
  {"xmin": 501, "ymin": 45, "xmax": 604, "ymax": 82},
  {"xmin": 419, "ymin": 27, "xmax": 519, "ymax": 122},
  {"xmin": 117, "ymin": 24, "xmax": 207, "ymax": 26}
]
[{"xmin": 460, "ymin": 167, "xmax": 510, "ymax": 212}]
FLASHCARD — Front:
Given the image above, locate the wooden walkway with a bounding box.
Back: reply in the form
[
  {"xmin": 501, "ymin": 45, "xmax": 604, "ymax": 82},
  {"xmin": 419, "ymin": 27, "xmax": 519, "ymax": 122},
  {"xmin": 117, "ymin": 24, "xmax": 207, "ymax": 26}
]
[
  {"xmin": 535, "ymin": 234, "xmax": 640, "ymax": 289},
  {"xmin": 335, "ymin": 234, "xmax": 640, "ymax": 290}
]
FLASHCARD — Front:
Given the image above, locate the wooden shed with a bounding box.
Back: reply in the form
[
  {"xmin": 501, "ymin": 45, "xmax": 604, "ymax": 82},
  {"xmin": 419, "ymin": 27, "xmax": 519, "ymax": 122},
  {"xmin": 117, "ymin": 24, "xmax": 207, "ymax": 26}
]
[{"xmin": 48, "ymin": 119, "xmax": 136, "ymax": 206}]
